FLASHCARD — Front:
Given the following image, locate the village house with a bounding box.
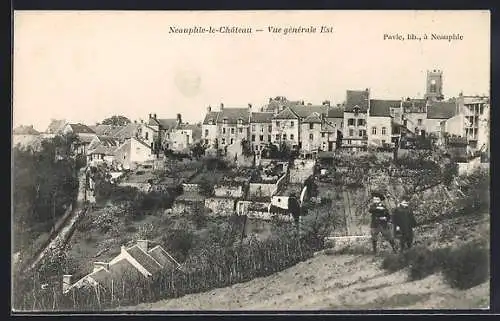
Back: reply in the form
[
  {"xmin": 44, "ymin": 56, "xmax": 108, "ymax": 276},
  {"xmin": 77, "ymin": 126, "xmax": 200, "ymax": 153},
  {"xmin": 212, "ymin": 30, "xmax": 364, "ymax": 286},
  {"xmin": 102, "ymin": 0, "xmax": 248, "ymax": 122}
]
[
  {"xmin": 162, "ymin": 114, "xmax": 202, "ymax": 152},
  {"xmin": 62, "ymin": 240, "xmax": 181, "ymax": 294},
  {"xmin": 86, "ymin": 136, "xmax": 121, "ymax": 166},
  {"xmin": 367, "ymin": 99, "xmax": 399, "ymax": 148},
  {"xmin": 425, "ymin": 101, "xmax": 457, "ymax": 140},
  {"xmin": 113, "ymin": 136, "xmax": 156, "ymax": 170},
  {"xmin": 300, "ymin": 112, "xmax": 337, "ymax": 154},
  {"xmin": 249, "ymin": 110, "xmax": 274, "ymax": 152},
  {"xmin": 325, "ymin": 103, "xmax": 344, "ymax": 131},
  {"xmin": 59, "ymin": 123, "xmax": 98, "ymax": 155},
  {"xmin": 401, "ymin": 98, "xmax": 428, "ymax": 136},
  {"xmin": 272, "ymin": 107, "xmax": 301, "ymax": 149},
  {"xmin": 343, "ymin": 89, "xmax": 370, "ymax": 150},
  {"xmin": 444, "ymin": 94, "xmax": 489, "ymax": 151}
]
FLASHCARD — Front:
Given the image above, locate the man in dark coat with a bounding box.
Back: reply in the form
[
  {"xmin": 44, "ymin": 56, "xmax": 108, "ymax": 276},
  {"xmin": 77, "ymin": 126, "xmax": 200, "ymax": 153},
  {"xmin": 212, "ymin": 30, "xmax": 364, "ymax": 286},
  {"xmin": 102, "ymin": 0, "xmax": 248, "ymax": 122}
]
[
  {"xmin": 392, "ymin": 196, "xmax": 417, "ymax": 252},
  {"xmin": 369, "ymin": 191, "xmax": 397, "ymax": 254}
]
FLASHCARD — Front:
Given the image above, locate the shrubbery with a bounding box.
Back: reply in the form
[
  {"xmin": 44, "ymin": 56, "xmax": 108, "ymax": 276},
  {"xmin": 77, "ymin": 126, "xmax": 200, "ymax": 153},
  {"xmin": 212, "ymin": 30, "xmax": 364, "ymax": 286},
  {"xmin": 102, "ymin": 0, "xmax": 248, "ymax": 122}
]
[{"xmin": 381, "ymin": 239, "xmax": 489, "ymax": 290}]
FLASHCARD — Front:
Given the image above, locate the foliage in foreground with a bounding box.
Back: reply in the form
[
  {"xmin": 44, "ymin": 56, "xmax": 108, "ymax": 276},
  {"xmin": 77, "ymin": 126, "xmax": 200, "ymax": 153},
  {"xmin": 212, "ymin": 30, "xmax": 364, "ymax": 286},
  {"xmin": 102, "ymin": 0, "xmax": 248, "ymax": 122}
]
[{"xmin": 381, "ymin": 238, "xmax": 489, "ymax": 290}]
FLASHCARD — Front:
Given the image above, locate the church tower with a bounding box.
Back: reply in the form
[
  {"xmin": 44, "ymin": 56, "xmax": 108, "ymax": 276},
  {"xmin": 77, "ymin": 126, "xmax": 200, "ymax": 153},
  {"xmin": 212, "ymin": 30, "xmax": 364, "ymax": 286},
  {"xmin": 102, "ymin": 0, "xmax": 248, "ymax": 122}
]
[{"xmin": 425, "ymin": 69, "xmax": 444, "ymax": 102}]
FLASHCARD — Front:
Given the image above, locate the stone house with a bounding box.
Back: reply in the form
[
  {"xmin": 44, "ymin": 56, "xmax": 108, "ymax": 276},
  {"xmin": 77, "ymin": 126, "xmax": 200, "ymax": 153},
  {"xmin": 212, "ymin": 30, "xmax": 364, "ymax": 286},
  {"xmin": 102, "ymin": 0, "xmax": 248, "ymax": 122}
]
[
  {"xmin": 272, "ymin": 107, "xmax": 301, "ymax": 149},
  {"xmin": 367, "ymin": 99, "xmax": 398, "ymax": 147},
  {"xmin": 113, "ymin": 136, "xmax": 156, "ymax": 170},
  {"xmin": 61, "ymin": 123, "xmax": 98, "ymax": 155},
  {"xmin": 62, "ymin": 240, "xmax": 181, "ymax": 294},
  {"xmin": 12, "ymin": 125, "xmax": 43, "ymax": 151},
  {"xmin": 249, "ymin": 111, "xmax": 274, "ymax": 152},
  {"xmin": 86, "ymin": 136, "xmax": 121, "ymax": 165},
  {"xmin": 425, "ymin": 101, "xmax": 457, "ymax": 139},
  {"xmin": 300, "ymin": 112, "xmax": 337, "ymax": 153},
  {"xmin": 401, "ymin": 98, "xmax": 428, "ymax": 136},
  {"xmin": 343, "ymin": 89, "xmax": 370, "ymax": 150},
  {"xmin": 201, "ymin": 103, "xmax": 251, "ymax": 149},
  {"xmin": 163, "ymin": 114, "xmax": 202, "ymax": 152}
]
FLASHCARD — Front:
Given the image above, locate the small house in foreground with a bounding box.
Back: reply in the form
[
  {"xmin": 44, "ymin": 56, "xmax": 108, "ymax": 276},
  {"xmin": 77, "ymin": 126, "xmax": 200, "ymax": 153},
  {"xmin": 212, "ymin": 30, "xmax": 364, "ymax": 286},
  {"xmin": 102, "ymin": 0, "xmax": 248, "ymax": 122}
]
[{"xmin": 62, "ymin": 240, "xmax": 181, "ymax": 294}]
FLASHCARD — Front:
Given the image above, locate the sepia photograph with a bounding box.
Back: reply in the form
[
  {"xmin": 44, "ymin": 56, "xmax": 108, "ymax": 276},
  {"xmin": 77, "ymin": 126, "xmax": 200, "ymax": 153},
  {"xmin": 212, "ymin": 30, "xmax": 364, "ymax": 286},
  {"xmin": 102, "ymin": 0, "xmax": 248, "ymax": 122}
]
[{"xmin": 12, "ymin": 10, "xmax": 490, "ymax": 312}]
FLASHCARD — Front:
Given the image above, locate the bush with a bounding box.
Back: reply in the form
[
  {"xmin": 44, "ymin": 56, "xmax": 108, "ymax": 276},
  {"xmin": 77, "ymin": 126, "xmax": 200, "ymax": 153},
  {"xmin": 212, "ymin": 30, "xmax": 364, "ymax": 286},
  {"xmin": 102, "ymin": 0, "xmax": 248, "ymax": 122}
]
[
  {"xmin": 407, "ymin": 246, "xmax": 449, "ymax": 281},
  {"xmin": 441, "ymin": 239, "xmax": 489, "ymax": 290},
  {"xmin": 381, "ymin": 253, "xmax": 409, "ymax": 273}
]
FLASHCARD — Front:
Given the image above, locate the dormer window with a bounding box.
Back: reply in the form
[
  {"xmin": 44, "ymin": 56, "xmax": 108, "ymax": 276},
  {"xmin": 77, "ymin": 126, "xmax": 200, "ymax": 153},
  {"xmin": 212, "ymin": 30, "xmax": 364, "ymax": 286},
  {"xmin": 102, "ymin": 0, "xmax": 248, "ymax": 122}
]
[
  {"xmin": 238, "ymin": 119, "xmax": 243, "ymax": 125},
  {"xmin": 208, "ymin": 119, "xmax": 214, "ymax": 125},
  {"xmin": 353, "ymin": 105, "xmax": 360, "ymax": 116},
  {"xmin": 223, "ymin": 118, "xmax": 228, "ymax": 124}
]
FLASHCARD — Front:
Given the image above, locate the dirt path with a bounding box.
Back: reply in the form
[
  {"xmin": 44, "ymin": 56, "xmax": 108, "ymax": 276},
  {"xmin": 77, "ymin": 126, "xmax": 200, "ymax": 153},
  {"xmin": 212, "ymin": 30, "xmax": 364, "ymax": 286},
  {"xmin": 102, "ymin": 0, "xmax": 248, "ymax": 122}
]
[{"xmin": 119, "ymin": 252, "xmax": 489, "ymax": 311}]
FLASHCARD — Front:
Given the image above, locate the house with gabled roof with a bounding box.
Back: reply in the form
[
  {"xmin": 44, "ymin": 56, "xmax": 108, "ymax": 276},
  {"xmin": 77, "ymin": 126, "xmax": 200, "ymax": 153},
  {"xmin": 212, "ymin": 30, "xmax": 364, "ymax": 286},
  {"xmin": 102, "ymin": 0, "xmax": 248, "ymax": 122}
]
[
  {"xmin": 401, "ymin": 98, "xmax": 428, "ymax": 136},
  {"xmin": 367, "ymin": 99, "xmax": 400, "ymax": 147},
  {"xmin": 425, "ymin": 101, "xmax": 457, "ymax": 137},
  {"xmin": 300, "ymin": 111, "xmax": 338, "ymax": 154},
  {"xmin": 86, "ymin": 136, "xmax": 121, "ymax": 165},
  {"xmin": 12, "ymin": 125, "xmax": 44, "ymax": 152},
  {"xmin": 342, "ymin": 89, "xmax": 370, "ymax": 150},
  {"xmin": 272, "ymin": 106, "xmax": 301, "ymax": 149},
  {"xmin": 62, "ymin": 240, "xmax": 181, "ymax": 294}
]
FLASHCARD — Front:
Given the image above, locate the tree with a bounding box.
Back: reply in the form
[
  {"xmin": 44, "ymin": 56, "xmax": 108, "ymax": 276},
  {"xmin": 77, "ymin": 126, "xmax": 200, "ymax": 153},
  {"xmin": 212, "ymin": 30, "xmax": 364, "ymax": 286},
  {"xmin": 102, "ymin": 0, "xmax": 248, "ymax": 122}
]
[
  {"xmin": 101, "ymin": 115, "xmax": 131, "ymax": 126},
  {"xmin": 190, "ymin": 142, "xmax": 206, "ymax": 159}
]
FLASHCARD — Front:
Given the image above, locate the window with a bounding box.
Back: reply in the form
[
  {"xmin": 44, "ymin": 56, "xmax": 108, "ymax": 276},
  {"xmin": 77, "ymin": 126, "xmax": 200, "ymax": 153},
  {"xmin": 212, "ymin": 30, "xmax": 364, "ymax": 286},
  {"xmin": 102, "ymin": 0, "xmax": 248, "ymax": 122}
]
[
  {"xmin": 372, "ymin": 127, "xmax": 377, "ymax": 135},
  {"xmin": 309, "ymin": 123, "xmax": 314, "ymax": 130},
  {"xmin": 223, "ymin": 118, "xmax": 228, "ymax": 124},
  {"xmin": 290, "ymin": 134, "xmax": 294, "ymax": 140},
  {"xmin": 349, "ymin": 129, "xmax": 354, "ymax": 136},
  {"xmin": 357, "ymin": 119, "xmax": 365, "ymax": 126},
  {"xmin": 417, "ymin": 119, "xmax": 422, "ymax": 126},
  {"xmin": 348, "ymin": 119, "xmax": 355, "ymax": 126},
  {"xmin": 283, "ymin": 134, "xmax": 287, "ymax": 140},
  {"xmin": 251, "ymin": 125, "xmax": 256, "ymax": 132},
  {"xmin": 381, "ymin": 127, "xmax": 387, "ymax": 135},
  {"xmin": 204, "ymin": 129, "xmax": 209, "ymax": 137},
  {"xmin": 359, "ymin": 130, "xmax": 363, "ymax": 137},
  {"xmin": 268, "ymin": 135, "xmax": 271, "ymax": 142},
  {"xmin": 231, "ymin": 128, "xmax": 235, "ymax": 134},
  {"xmin": 239, "ymin": 128, "xmax": 243, "ymax": 133},
  {"xmin": 268, "ymin": 125, "xmax": 272, "ymax": 132},
  {"xmin": 205, "ymin": 139, "xmax": 208, "ymax": 145},
  {"xmin": 251, "ymin": 135, "xmax": 256, "ymax": 142},
  {"xmin": 222, "ymin": 138, "xmax": 226, "ymax": 145},
  {"xmin": 291, "ymin": 121, "xmax": 295, "ymax": 128},
  {"xmin": 259, "ymin": 135, "xmax": 264, "ymax": 141},
  {"xmin": 145, "ymin": 132, "xmax": 149, "ymax": 140},
  {"xmin": 309, "ymin": 134, "xmax": 314, "ymax": 140},
  {"xmin": 208, "ymin": 119, "xmax": 214, "ymax": 125},
  {"xmin": 341, "ymin": 121, "xmax": 344, "ymax": 128},
  {"xmin": 321, "ymin": 133, "xmax": 326, "ymax": 138},
  {"xmin": 230, "ymin": 138, "xmax": 234, "ymax": 144},
  {"xmin": 382, "ymin": 140, "xmax": 386, "ymax": 144},
  {"xmin": 276, "ymin": 121, "xmax": 280, "ymax": 127},
  {"xmin": 222, "ymin": 128, "xmax": 226, "ymax": 134},
  {"xmin": 403, "ymin": 120, "xmax": 408, "ymax": 127},
  {"xmin": 261, "ymin": 127, "xmax": 264, "ymax": 132},
  {"xmin": 276, "ymin": 134, "xmax": 280, "ymax": 140},
  {"xmin": 238, "ymin": 119, "xmax": 243, "ymax": 125}
]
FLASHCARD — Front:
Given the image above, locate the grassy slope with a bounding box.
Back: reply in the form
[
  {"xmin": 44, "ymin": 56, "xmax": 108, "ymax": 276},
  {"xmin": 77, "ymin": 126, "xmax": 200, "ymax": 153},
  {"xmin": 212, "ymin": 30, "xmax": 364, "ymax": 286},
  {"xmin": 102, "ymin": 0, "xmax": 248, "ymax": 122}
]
[{"xmin": 120, "ymin": 214, "xmax": 490, "ymax": 311}]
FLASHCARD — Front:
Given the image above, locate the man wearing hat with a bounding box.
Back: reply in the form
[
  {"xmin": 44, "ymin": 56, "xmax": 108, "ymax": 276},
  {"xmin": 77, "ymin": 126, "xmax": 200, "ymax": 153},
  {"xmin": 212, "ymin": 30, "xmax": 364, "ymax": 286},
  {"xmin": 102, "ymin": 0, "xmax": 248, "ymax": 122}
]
[
  {"xmin": 369, "ymin": 191, "xmax": 397, "ymax": 254},
  {"xmin": 392, "ymin": 195, "xmax": 417, "ymax": 252}
]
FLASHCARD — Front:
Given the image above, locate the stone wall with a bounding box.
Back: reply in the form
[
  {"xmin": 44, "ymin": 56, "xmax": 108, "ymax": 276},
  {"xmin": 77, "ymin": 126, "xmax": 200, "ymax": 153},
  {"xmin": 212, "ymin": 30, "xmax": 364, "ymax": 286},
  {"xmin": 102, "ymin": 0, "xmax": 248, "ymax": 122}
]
[
  {"xmin": 214, "ymin": 184, "xmax": 245, "ymax": 198},
  {"xmin": 248, "ymin": 183, "xmax": 276, "ymax": 199},
  {"xmin": 290, "ymin": 159, "xmax": 315, "ymax": 183},
  {"xmin": 171, "ymin": 199, "xmax": 205, "ymax": 216},
  {"xmin": 204, "ymin": 197, "xmax": 237, "ymax": 217}
]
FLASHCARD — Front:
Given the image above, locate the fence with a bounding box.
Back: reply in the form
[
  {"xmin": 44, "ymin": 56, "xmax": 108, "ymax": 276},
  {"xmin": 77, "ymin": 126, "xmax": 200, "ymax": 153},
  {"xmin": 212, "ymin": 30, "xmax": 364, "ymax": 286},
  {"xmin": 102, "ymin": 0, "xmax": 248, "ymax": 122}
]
[{"xmin": 14, "ymin": 235, "xmax": 315, "ymax": 311}]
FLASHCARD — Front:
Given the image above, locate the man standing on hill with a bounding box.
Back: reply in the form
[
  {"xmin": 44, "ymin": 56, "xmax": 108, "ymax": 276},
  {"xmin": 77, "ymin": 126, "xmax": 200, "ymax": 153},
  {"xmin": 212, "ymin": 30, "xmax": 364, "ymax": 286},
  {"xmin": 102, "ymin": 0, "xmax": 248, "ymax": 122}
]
[
  {"xmin": 369, "ymin": 192, "xmax": 397, "ymax": 254},
  {"xmin": 288, "ymin": 193, "xmax": 301, "ymax": 231},
  {"xmin": 392, "ymin": 196, "xmax": 417, "ymax": 252}
]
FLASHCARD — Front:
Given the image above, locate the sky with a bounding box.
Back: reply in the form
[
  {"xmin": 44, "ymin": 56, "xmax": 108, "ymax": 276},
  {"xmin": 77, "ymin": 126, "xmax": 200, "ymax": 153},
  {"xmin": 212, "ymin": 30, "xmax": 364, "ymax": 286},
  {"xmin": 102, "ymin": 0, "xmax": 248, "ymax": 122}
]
[{"xmin": 13, "ymin": 10, "xmax": 490, "ymax": 132}]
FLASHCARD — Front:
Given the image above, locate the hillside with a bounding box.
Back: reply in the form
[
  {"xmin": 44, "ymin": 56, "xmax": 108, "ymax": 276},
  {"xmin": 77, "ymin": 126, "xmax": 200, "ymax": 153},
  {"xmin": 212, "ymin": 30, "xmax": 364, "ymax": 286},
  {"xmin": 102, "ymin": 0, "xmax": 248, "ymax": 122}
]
[{"xmin": 120, "ymin": 213, "xmax": 490, "ymax": 311}]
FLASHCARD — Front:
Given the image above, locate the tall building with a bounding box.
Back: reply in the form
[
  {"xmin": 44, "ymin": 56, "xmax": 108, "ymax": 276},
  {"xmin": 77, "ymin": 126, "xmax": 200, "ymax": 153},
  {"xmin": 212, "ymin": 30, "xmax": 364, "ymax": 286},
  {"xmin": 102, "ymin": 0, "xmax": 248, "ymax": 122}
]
[{"xmin": 425, "ymin": 69, "xmax": 444, "ymax": 102}]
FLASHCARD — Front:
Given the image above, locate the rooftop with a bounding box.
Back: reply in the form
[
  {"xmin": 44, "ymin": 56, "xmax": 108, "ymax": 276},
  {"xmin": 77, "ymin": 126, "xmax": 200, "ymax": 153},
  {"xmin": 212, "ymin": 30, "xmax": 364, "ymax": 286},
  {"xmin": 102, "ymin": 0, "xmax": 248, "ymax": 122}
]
[
  {"xmin": 369, "ymin": 99, "xmax": 400, "ymax": 117},
  {"xmin": 345, "ymin": 90, "xmax": 370, "ymax": 113},
  {"xmin": 427, "ymin": 101, "xmax": 457, "ymax": 119}
]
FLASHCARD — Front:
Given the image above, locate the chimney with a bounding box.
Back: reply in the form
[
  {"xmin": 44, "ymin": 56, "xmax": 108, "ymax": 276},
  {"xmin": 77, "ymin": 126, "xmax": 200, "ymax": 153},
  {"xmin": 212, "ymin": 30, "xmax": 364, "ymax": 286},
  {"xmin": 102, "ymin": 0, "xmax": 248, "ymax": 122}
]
[
  {"xmin": 134, "ymin": 120, "xmax": 137, "ymax": 124},
  {"xmin": 176, "ymin": 113, "xmax": 182, "ymax": 124},
  {"xmin": 140, "ymin": 119, "xmax": 143, "ymax": 124},
  {"xmin": 248, "ymin": 103, "xmax": 252, "ymax": 110},
  {"xmin": 137, "ymin": 239, "xmax": 149, "ymax": 252},
  {"xmin": 260, "ymin": 106, "xmax": 264, "ymax": 112},
  {"xmin": 269, "ymin": 98, "xmax": 272, "ymax": 103},
  {"xmin": 220, "ymin": 103, "xmax": 224, "ymax": 110},
  {"xmin": 154, "ymin": 114, "xmax": 157, "ymax": 119},
  {"xmin": 62, "ymin": 275, "xmax": 72, "ymax": 293},
  {"xmin": 207, "ymin": 105, "xmax": 211, "ymax": 113},
  {"xmin": 149, "ymin": 113, "xmax": 152, "ymax": 119},
  {"xmin": 93, "ymin": 262, "xmax": 109, "ymax": 272}
]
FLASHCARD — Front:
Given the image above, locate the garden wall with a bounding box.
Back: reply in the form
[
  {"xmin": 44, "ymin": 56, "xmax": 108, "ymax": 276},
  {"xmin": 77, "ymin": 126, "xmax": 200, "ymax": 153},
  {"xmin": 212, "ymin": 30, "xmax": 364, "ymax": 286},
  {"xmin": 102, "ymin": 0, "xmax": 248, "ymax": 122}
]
[
  {"xmin": 171, "ymin": 199, "xmax": 205, "ymax": 216},
  {"xmin": 214, "ymin": 184, "xmax": 245, "ymax": 198},
  {"xmin": 182, "ymin": 183, "xmax": 201, "ymax": 193},
  {"xmin": 248, "ymin": 183, "xmax": 276, "ymax": 199},
  {"xmin": 204, "ymin": 197, "xmax": 237, "ymax": 217}
]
